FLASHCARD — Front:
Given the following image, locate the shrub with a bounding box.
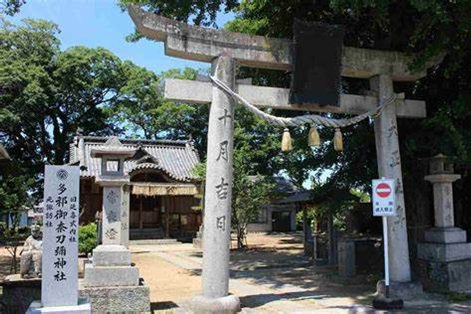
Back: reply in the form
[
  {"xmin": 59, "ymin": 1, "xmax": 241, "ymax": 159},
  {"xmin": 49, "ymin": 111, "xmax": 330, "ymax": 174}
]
[{"xmin": 78, "ymin": 223, "xmax": 97, "ymax": 254}]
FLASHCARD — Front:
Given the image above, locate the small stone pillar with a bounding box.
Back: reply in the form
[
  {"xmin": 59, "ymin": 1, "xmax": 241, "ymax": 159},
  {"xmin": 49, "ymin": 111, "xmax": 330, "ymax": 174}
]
[
  {"xmin": 121, "ymin": 185, "xmax": 131, "ymax": 248},
  {"xmin": 338, "ymin": 239, "xmax": 356, "ymax": 277},
  {"xmin": 80, "ymin": 137, "xmax": 150, "ymax": 313},
  {"xmin": 417, "ymin": 154, "xmax": 471, "ymax": 292}
]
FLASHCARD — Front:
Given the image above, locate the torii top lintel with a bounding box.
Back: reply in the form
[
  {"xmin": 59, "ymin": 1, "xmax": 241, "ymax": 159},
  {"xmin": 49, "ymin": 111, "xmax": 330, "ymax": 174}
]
[{"xmin": 128, "ymin": 5, "xmax": 441, "ymax": 82}]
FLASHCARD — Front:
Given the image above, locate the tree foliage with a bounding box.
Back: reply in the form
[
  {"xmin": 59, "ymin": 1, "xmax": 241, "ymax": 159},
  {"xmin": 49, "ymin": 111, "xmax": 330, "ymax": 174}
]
[
  {"xmin": 0, "ymin": 19, "xmax": 126, "ymax": 180},
  {"xmin": 119, "ymin": 0, "xmax": 238, "ymax": 27},
  {"xmin": 0, "ymin": 162, "xmax": 34, "ymax": 273},
  {"xmin": 0, "ymin": 18, "xmax": 182, "ymax": 188},
  {"xmin": 78, "ymin": 222, "xmax": 98, "ymax": 255},
  {"xmin": 231, "ymin": 148, "xmax": 273, "ymax": 249},
  {"xmin": 0, "ymin": 0, "xmax": 25, "ymax": 16}
]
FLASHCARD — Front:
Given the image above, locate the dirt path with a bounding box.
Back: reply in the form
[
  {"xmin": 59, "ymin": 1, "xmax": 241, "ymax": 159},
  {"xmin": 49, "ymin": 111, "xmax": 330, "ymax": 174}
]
[{"xmin": 130, "ymin": 233, "xmax": 471, "ymax": 313}]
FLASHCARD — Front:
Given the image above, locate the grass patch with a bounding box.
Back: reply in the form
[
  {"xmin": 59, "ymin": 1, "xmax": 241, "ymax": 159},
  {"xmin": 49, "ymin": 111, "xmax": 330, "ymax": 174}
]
[{"xmin": 446, "ymin": 292, "xmax": 471, "ymax": 303}]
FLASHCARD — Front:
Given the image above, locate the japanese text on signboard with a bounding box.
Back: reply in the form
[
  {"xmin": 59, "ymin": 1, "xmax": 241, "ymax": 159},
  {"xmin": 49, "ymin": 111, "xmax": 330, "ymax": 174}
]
[{"xmin": 372, "ymin": 179, "xmax": 396, "ymax": 216}]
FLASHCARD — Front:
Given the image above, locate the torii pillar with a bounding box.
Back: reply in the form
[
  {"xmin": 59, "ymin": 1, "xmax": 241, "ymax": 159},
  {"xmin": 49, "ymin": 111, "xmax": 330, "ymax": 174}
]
[{"xmin": 128, "ymin": 5, "xmax": 442, "ymax": 307}]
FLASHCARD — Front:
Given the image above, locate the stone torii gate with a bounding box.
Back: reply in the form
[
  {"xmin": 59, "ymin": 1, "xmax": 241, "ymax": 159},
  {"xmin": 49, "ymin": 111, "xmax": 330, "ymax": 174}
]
[{"xmin": 128, "ymin": 5, "xmax": 440, "ymax": 311}]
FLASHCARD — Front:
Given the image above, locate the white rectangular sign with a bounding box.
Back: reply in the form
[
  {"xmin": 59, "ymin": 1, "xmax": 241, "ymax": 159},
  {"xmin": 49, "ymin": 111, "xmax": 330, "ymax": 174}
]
[
  {"xmin": 372, "ymin": 178, "xmax": 396, "ymax": 216},
  {"xmin": 42, "ymin": 165, "xmax": 80, "ymax": 307}
]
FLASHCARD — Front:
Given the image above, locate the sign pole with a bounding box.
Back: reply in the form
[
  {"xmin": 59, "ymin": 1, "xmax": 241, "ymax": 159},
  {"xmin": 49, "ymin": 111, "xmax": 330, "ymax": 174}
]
[
  {"xmin": 382, "ymin": 216, "xmax": 390, "ymax": 299},
  {"xmin": 372, "ymin": 177, "xmax": 403, "ymax": 309}
]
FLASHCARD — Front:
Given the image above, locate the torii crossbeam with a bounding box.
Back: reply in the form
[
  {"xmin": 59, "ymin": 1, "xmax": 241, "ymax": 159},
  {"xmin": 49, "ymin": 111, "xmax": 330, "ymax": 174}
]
[{"xmin": 128, "ymin": 5, "xmax": 441, "ymax": 311}]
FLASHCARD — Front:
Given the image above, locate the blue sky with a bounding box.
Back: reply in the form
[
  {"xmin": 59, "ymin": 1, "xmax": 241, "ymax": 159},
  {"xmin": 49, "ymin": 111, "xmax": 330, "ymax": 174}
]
[{"xmin": 10, "ymin": 0, "xmax": 235, "ymax": 74}]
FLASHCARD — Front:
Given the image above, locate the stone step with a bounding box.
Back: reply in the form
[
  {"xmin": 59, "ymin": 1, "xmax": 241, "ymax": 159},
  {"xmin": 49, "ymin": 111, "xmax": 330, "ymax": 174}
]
[
  {"xmin": 129, "ymin": 239, "xmax": 181, "ymax": 245},
  {"xmin": 130, "ymin": 228, "xmax": 164, "ymax": 240}
]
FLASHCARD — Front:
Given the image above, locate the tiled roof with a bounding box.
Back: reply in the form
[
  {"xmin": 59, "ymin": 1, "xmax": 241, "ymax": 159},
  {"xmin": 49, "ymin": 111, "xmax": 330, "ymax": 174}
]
[{"xmin": 69, "ymin": 136, "xmax": 200, "ymax": 182}]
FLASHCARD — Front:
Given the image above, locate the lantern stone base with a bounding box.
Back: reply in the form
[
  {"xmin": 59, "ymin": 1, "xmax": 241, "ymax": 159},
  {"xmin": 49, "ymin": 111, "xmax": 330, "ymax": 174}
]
[
  {"xmin": 417, "ymin": 242, "xmax": 471, "ymax": 262},
  {"xmin": 416, "ymin": 258, "xmax": 471, "ymax": 292},
  {"xmin": 26, "ymin": 298, "xmax": 91, "ymax": 314},
  {"xmin": 417, "ymin": 230, "xmax": 471, "ymax": 292},
  {"xmin": 80, "ymin": 244, "xmax": 150, "ymax": 312},
  {"xmin": 424, "ymin": 227, "xmax": 467, "ymax": 244},
  {"xmin": 180, "ymin": 294, "xmax": 240, "ymax": 314},
  {"xmin": 83, "ymin": 264, "xmax": 139, "ymax": 287},
  {"xmin": 91, "ymin": 245, "xmax": 131, "ymax": 266},
  {"xmin": 79, "ymin": 283, "xmax": 150, "ymax": 313},
  {"xmin": 83, "ymin": 245, "xmax": 140, "ymax": 287}
]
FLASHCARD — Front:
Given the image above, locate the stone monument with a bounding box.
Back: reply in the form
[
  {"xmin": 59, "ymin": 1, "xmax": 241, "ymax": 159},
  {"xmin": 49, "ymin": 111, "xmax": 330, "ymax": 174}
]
[
  {"xmin": 20, "ymin": 224, "xmax": 43, "ymax": 279},
  {"xmin": 28, "ymin": 165, "xmax": 91, "ymax": 313},
  {"xmin": 80, "ymin": 137, "xmax": 150, "ymax": 313},
  {"xmin": 417, "ymin": 154, "xmax": 471, "ymax": 292}
]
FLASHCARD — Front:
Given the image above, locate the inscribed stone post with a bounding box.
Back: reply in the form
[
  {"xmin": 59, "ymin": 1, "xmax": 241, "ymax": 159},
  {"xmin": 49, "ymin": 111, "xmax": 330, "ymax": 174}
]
[
  {"xmin": 202, "ymin": 54, "xmax": 235, "ymax": 299},
  {"xmin": 102, "ymin": 186, "xmax": 123, "ymax": 245},
  {"xmin": 121, "ymin": 185, "xmax": 130, "ymax": 247},
  {"xmin": 42, "ymin": 165, "xmax": 80, "ymax": 307},
  {"xmin": 371, "ymin": 75, "xmax": 411, "ymax": 283}
]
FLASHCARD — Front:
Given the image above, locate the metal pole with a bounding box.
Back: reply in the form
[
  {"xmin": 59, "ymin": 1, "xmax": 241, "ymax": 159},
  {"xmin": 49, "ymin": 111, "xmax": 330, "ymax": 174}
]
[{"xmin": 382, "ymin": 215, "xmax": 390, "ymax": 298}]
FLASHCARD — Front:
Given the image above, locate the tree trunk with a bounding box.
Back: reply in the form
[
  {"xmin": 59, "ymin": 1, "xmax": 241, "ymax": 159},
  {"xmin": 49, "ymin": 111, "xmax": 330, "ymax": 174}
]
[
  {"xmin": 237, "ymin": 227, "xmax": 243, "ymax": 249},
  {"xmin": 10, "ymin": 246, "xmax": 18, "ymax": 274}
]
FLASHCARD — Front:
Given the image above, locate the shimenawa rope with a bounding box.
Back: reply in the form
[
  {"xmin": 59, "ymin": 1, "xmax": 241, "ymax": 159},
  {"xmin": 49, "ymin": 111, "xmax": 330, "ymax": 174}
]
[
  {"xmin": 209, "ymin": 75, "xmax": 397, "ymax": 128},
  {"xmin": 209, "ymin": 75, "xmax": 398, "ymax": 151}
]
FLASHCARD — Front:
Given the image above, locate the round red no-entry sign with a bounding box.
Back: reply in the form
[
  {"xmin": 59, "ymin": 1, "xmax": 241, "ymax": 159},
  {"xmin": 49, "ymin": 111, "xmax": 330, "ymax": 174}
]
[{"xmin": 376, "ymin": 182, "xmax": 392, "ymax": 198}]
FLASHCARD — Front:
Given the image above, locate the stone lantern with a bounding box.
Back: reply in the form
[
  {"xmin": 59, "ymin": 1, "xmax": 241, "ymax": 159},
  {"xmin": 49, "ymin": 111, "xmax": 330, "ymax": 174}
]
[
  {"xmin": 423, "ymin": 154, "xmax": 463, "ymax": 241},
  {"xmin": 81, "ymin": 137, "xmax": 150, "ymax": 313},
  {"xmin": 91, "ymin": 137, "xmax": 134, "ymax": 245},
  {"xmin": 417, "ymin": 154, "xmax": 471, "ymax": 292}
]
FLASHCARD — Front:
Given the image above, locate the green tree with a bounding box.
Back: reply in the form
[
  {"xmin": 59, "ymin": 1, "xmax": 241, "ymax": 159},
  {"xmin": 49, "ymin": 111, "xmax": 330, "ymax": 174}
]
[
  {"xmin": 231, "ymin": 148, "xmax": 273, "ymax": 249},
  {"xmin": 78, "ymin": 222, "xmax": 98, "ymax": 255},
  {"xmin": 0, "ymin": 18, "xmax": 173, "ymax": 190},
  {"xmin": 0, "ymin": 162, "xmax": 34, "ymax": 273},
  {"xmin": 0, "ymin": 19, "xmax": 123, "ymax": 178}
]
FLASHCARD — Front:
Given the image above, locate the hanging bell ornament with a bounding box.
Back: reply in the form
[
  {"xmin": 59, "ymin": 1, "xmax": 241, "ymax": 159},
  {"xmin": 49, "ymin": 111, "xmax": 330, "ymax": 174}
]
[
  {"xmin": 333, "ymin": 128, "xmax": 343, "ymax": 152},
  {"xmin": 308, "ymin": 125, "xmax": 320, "ymax": 147},
  {"xmin": 281, "ymin": 128, "xmax": 293, "ymax": 152}
]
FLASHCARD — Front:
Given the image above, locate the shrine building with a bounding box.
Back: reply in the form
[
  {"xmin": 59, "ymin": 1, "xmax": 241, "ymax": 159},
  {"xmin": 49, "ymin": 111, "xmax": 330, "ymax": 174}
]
[{"xmin": 68, "ymin": 135, "xmax": 201, "ymax": 241}]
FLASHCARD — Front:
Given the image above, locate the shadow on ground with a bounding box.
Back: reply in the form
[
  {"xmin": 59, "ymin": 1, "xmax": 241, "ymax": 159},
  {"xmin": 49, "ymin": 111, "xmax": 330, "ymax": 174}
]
[
  {"xmin": 151, "ymin": 301, "xmax": 179, "ymax": 311},
  {"xmin": 239, "ymin": 289, "xmax": 330, "ymax": 308},
  {"xmin": 183, "ymin": 234, "xmax": 376, "ymax": 310}
]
